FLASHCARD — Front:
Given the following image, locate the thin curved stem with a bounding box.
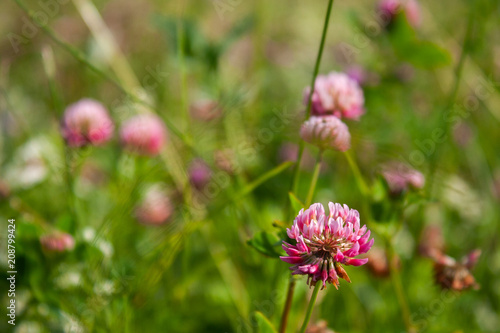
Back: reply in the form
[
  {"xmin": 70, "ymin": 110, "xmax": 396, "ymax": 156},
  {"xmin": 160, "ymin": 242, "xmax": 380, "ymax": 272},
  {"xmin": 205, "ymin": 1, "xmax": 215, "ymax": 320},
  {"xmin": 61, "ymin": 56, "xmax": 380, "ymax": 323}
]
[{"xmin": 299, "ymin": 283, "xmax": 321, "ymax": 333}]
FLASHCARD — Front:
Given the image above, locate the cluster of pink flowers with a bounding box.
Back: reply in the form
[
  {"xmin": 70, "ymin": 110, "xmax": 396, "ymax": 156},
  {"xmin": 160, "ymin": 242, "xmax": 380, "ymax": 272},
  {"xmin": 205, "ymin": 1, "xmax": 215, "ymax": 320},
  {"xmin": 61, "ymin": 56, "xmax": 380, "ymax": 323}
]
[
  {"xmin": 301, "ymin": 72, "xmax": 365, "ymax": 151},
  {"xmin": 40, "ymin": 232, "xmax": 75, "ymax": 252},
  {"xmin": 61, "ymin": 98, "xmax": 168, "ymax": 156},
  {"xmin": 281, "ymin": 203, "xmax": 373, "ymax": 289},
  {"xmin": 60, "ymin": 99, "xmax": 173, "ymax": 229}
]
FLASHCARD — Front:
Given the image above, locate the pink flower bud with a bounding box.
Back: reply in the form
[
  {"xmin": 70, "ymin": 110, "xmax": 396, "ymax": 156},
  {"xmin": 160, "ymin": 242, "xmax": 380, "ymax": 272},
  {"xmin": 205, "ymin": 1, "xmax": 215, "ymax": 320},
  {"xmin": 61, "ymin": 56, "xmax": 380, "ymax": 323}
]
[
  {"xmin": 135, "ymin": 186, "xmax": 173, "ymax": 225},
  {"xmin": 61, "ymin": 99, "xmax": 114, "ymax": 147},
  {"xmin": 304, "ymin": 72, "xmax": 365, "ymax": 120},
  {"xmin": 40, "ymin": 232, "xmax": 75, "ymax": 252},
  {"xmin": 300, "ymin": 116, "xmax": 351, "ymax": 152},
  {"xmin": 120, "ymin": 114, "xmax": 167, "ymax": 156}
]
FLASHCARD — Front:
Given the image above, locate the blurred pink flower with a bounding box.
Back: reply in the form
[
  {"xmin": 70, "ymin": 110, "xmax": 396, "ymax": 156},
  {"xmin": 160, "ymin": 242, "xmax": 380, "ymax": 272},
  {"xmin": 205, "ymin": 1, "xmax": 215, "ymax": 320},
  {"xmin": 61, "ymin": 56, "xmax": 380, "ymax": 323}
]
[
  {"xmin": 61, "ymin": 99, "xmax": 114, "ymax": 147},
  {"xmin": 40, "ymin": 232, "xmax": 75, "ymax": 252},
  {"xmin": 135, "ymin": 186, "xmax": 173, "ymax": 225},
  {"xmin": 303, "ymin": 72, "xmax": 365, "ymax": 120},
  {"xmin": 378, "ymin": 0, "xmax": 421, "ymax": 28},
  {"xmin": 281, "ymin": 203, "xmax": 374, "ymax": 289},
  {"xmin": 419, "ymin": 225, "xmax": 445, "ymax": 259},
  {"xmin": 120, "ymin": 114, "xmax": 167, "ymax": 156},
  {"xmin": 381, "ymin": 162, "xmax": 425, "ymax": 195},
  {"xmin": 300, "ymin": 116, "xmax": 351, "ymax": 152},
  {"xmin": 189, "ymin": 159, "xmax": 212, "ymax": 190}
]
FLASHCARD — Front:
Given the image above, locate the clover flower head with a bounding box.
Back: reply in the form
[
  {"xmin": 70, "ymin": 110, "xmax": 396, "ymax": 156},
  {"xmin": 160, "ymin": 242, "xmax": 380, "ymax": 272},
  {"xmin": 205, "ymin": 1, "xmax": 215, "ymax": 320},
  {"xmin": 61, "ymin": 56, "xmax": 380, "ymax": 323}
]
[
  {"xmin": 300, "ymin": 116, "xmax": 351, "ymax": 152},
  {"xmin": 304, "ymin": 72, "xmax": 365, "ymax": 120},
  {"xmin": 281, "ymin": 202, "xmax": 374, "ymax": 289},
  {"xmin": 61, "ymin": 99, "xmax": 114, "ymax": 147}
]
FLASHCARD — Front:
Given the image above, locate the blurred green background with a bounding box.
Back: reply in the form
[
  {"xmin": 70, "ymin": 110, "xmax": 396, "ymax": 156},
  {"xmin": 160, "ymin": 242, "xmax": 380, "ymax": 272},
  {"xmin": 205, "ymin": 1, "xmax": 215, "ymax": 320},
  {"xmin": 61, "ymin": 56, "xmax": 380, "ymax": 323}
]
[{"xmin": 1, "ymin": 0, "xmax": 499, "ymax": 332}]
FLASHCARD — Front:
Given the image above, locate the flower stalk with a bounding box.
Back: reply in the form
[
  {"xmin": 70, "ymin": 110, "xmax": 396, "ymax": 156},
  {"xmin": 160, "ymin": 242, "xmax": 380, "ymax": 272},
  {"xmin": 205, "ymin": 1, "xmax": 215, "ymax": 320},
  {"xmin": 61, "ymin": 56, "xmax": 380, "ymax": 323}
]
[{"xmin": 299, "ymin": 283, "xmax": 321, "ymax": 333}]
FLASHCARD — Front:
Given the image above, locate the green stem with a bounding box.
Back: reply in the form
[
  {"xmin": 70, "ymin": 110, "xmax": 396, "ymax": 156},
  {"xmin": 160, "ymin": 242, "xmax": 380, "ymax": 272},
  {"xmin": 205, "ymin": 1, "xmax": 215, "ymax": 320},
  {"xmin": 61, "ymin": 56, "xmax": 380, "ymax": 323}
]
[
  {"xmin": 343, "ymin": 150, "xmax": 369, "ymax": 197},
  {"xmin": 299, "ymin": 283, "xmax": 321, "ymax": 333},
  {"xmin": 305, "ymin": 151, "xmax": 323, "ymax": 206},
  {"xmin": 279, "ymin": 1, "xmax": 335, "ymax": 332}
]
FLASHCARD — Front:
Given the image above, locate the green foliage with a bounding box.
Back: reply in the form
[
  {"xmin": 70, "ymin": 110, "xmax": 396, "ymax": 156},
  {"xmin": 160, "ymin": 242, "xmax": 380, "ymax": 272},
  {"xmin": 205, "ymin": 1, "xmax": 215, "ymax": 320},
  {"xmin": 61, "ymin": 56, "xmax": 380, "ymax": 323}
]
[
  {"xmin": 1, "ymin": 0, "xmax": 498, "ymax": 332},
  {"xmin": 389, "ymin": 14, "xmax": 452, "ymax": 69}
]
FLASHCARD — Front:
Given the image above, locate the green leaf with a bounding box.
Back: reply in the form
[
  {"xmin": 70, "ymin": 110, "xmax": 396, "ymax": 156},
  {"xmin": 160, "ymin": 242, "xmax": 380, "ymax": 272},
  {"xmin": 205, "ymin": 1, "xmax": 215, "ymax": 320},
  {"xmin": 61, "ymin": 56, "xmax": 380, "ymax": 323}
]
[
  {"xmin": 247, "ymin": 231, "xmax": 282, "ymax": 258},
  {"xmin": 254, "ymin": 311, "xmax": 278, "ymax": 333},
  {"xmin": 288, "ymin": 192, "xmax": 305, "ymax": 213}
]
